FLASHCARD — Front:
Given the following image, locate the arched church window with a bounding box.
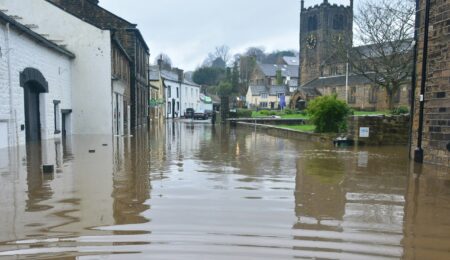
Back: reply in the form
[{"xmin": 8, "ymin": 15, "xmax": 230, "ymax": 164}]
[
  {"xmin": 308, "ymin": 15, "xmax": 318, "ymax": 31},
  {"xmin": 333, "ymin": 15, "xmax": 344, "ymax": 30}
]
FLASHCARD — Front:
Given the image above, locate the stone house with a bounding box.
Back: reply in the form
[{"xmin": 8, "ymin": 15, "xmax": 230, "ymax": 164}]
[
  {"xmin": 246, "ymin": 85, "xmax": 291, "ymax": 110},
  {"xmin": 1, "ymin": 0, "xmax": 116, "ymax": 135},
  {"xmin": 48, "ymin": 0, "xmax": 150, "ymax": 129},
  {"xmin": 295, "ymin": 0, "xmax": 412, "ymax": 111},
  {"xmin": 411, "ymin": 0, "xmax": 450, "ymax": 166},
  {"xmin": 251, "ymin": 63, "xmax": 299, "ymax": 93},
  {"xmin": 0, "ymin": 10, "xmax": 74, "ymax": 148}
]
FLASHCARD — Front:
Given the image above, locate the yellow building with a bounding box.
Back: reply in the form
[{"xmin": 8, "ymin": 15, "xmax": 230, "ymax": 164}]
[{"xmin": 149, "ymin": 66, "xmax": 166, "ymax": 122}]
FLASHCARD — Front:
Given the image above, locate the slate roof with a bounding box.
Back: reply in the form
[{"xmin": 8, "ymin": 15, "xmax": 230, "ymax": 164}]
[
  {"xmin": 258, "ymin": 64, "xmax": 299, "ymax": 78},
  {"xmin": 0, "ymin": 11, "xmax": 75, "ymax": 58},
  {"xmin": 160, "ymin": 69, "xmax": 200, "ymax": 87},
  {"xmin": 282, "ymin": 55, "xmax": 299, "ymax": 66},
  {"xmin": 249, "ymin": 85, "xmax": 290, "ymax": 96},
  {"xmin": 149, "ymin": 66, "xmax": 160, "ymax": 81}
]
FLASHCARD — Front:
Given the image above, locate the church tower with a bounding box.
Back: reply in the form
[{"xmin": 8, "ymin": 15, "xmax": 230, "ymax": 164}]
[{"xmin": 299, "ymin": 0, "xmax": 353, "ymax": 85}]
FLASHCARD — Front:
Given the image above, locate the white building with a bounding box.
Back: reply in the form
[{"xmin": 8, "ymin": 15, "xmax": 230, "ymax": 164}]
[
  {"xmin": 0, "ymin": 10, "xmax": 74, "ymax": 149},
  {"xmin": 0, "ymin": 0, "xmax": 113, "ymax": 135},
  {"xmin": 161, "ymin": 69, "xmax": 201, "ymax": 119}
]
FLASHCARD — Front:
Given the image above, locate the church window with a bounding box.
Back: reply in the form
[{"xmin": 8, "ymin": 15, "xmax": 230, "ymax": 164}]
[
  {"xmin": 308, "ymin": 15, "xmax": 318, "ymax": 31},
  {"xmin": 333, "ymin": 15, "xmax": 345, "ymax": 30},
  {"xmin": 348, "ymin": 87, "xmax": 356, "ymax": 104}
]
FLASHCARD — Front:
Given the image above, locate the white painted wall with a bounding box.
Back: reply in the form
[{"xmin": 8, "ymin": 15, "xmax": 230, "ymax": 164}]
[
  {"xmin": 180, "ymin": 83, "xmax": 200, "ymax": 115},
  {"xmin": 164, "ymin": 79, "xmax": 180, "ymax": 119},
  {"xmin": 0, "ymin": 21, "xmax": 72, "ymax": 148},
  {"xmin": 0, "ymin": 0, "xmax": 113, "ymax": 135}
]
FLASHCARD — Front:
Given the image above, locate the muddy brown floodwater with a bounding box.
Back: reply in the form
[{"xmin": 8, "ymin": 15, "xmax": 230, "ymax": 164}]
[{"xmin": 0, "ymin": 121, "xmax": 449, "ymax": 259}]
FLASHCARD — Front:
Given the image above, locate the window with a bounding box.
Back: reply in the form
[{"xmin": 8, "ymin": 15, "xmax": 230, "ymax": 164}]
[
  {"xmin": 277, "ymin": 93, "xmax": 284, "ymax": 98},
  {"xmin": 333, "ymin": 15, "xmax": 345, "ymax": 30},
  {"xmin": 168, "ymin": 86, "xmax": 171, "ymax": 98},
  {"xmin": 168, "ymin": 102, "xmax": 171, "ymax": 114},
  {"xmin": 393, "ymin": 89, "xmax": 401, "ymax": 103},
  {"xmin": 53, "ymin": 100, "xmax": 61, "ymax": 134},
  {"xmin": 259, "ymin": 102, "xmax": 268, "ymax": 108},
  {"xmin": 348, "ymin": 87, "xmax": 356, "ymax": 104},
  {"xmin": 369, "ymin": 86, "xmax": 378, "ymax": 104},
  {"xmin": 176, "ymin": 87, "xmax": 179, "ymax": 98},
  {"xmin": 177, "ymin": 102, "xmax": 180, "ymax": 111},
  {"xmin": 308, "ymin": 15, "xmax": 318, "ymax": 31},
  {"xmin": 261, "ymin": 93, "xmax": 268, "ymax": 99}
]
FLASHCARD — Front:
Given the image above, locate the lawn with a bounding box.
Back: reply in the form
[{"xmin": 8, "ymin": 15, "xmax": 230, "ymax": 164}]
[
  {"xmin": 353, "ymin": 111, "xmax": 389, "ymax": 116},
  {"xmin": 252, "ymin": 111, "xmax": 309, "ymax": 119},
  {"xmin": 277, "ymin": 124, "xmax": 316, "ymax": 132}
]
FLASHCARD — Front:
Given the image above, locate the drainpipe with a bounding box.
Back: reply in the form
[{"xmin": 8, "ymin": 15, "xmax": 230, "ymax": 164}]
[
  {"xmin": 5, "ymin": 23, "xmax": 17, "ymax": 148},
  {"xmin": 414, "ymin": 0, "xmax": 431, "ymax": 163},
  {"xmin": 409, "ymin": 0, "xmax": 420, "ymax": 159}
]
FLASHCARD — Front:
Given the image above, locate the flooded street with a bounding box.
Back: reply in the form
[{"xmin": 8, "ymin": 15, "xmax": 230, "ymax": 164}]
[{"xmin": 0, "ymin": 122, "xmax": 449, "ymax": 259}]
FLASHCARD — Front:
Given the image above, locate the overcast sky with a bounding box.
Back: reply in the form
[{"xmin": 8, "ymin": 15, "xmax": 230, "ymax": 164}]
[{"xmin": 101, "ymin": 0, "xmax": 351, "ymax": 71}]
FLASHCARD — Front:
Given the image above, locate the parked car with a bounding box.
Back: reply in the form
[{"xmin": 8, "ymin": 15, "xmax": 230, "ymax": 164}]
[
  {"xmin": 185, "ymin": 108, "xmax": 194, "ymax": 119},
  {"xmin": 194, "ymin": 110, "xmax": 208, "ymax": 120}
]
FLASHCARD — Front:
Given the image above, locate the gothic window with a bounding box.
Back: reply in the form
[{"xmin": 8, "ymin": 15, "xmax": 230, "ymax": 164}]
[
  {"xmin": 348, "ymin": 87, "xmax": 356, "ymax": 104},
  {"xmin": 393, "ymin": 89, "xmax": 401, "ymax": 103},
  {"xmin": 369, "ymin": 86, "xmax": 378, "ymax": 104},
  {"xmin": 308, "ymin": 15, "xmax": 318, "ymax": 32},
  {"xmin": 333, "ymin": 15, "xmax": 345, "ymax": 30}
]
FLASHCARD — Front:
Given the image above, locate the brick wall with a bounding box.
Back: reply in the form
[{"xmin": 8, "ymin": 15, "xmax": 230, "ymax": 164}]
[{"xmin": 411, "ymin": 0, "xmax": 450, "ymax": 166}]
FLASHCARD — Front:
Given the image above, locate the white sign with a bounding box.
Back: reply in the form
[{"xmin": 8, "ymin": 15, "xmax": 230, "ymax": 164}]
[{"xmin": 360, "ymin": 127, "xmax": 370, "ymax": 138}]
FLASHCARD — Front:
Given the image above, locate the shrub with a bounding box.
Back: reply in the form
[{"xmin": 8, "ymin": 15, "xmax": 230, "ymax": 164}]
[
  {"xmin": 390, "ymin": 106, "xmax": 409, "ymax": 115},
  {"xmin": 259, "ymin": 110, "xmax": 270, "ymax": 115},
  {"xmin": 237, "ymin": 109, "xmax": 253, "ymax": 118},
  {"xmin": 307, "ymin": 95, "xmax": 351, "ymax": 133},
  {"xmin": 284, "ymin": 108, "xmax": 294, "ymax": 115}
]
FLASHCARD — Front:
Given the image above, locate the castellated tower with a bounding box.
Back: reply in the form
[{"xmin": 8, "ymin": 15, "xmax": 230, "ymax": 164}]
[{"xmin": 299, "ymin": 0, "xmax": 353, "ymax": 85}]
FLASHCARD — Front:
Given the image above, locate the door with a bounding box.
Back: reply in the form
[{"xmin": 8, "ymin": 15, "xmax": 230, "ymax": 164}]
[{"xmin": 24, "ymin": 84, "xmax": 41, "ymax": 143}]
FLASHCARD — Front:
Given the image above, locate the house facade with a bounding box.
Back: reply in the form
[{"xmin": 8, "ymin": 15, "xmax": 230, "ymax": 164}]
[
  {"xmin": 160, "ymin": 69, "xmax": 201, "ymax": 119},
  {"xmin": 149, "ymin": 66, "xmax": 165, "ymax": 122},
  {"xmin": 251, "ymin": 63, "xmax": 299, "ymax": 93},
  {"xmin": 1, "ymin": 0, "xmax": 114, "ymax": 135},
  {"xmin": 47, "ymin": 0, "xmax": 150, "ymax": 130},
  {"xmin": 0, "ymin": 10, "xmax": 74, "ymax": 149},
  {"xmin": 246, "ymin": 85, "xmax": 291, "ymax": 110}
]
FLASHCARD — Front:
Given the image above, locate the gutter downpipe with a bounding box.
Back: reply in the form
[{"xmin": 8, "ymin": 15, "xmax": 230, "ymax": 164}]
[
  {"xmin": 409, "ymin": 0, "xmax": 420, "ymax": 160},
  {"xmin": 414, "ymin": 0, "xmax": 431, "ymax": 163},
  {"xmin": 5, "ymin": 23, "xmax": 17, "ymax": 148}
]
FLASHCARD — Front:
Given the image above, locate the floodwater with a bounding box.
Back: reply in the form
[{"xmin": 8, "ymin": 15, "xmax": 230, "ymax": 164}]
[{"xmin": 0, "ymin": 122, "xmax": 449, "ymax": 260}]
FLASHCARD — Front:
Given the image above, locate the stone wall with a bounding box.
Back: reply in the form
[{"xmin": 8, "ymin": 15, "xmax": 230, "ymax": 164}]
[
  {"xmin": 411, "ymin": 0, "xmax": 450, "ymax": 166},
  {"xmin": 348, "ymin": 115, "xmax": 410, "ymax": 145}
]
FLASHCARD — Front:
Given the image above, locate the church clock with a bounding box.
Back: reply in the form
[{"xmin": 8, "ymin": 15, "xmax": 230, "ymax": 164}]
[{"xmin": 306, "ymin": 34, "xmax": 317, "ymax": 49}]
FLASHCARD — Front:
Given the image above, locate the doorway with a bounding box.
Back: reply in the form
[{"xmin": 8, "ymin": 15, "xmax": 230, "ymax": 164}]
[{"xmin": 24, "ymin": 83, "xmax": 41, "ymax": 143}]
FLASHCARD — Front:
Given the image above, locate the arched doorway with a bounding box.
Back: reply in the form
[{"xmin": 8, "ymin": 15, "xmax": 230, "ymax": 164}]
[{"xmin": 20, "ymin": 68, "xmax": 49, "ymax": 143}]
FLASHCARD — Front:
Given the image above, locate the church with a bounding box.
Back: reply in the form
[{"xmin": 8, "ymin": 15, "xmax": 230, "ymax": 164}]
[{"xmin": 291, "ymin": 0, "xmax": 412, "ymax": 111}]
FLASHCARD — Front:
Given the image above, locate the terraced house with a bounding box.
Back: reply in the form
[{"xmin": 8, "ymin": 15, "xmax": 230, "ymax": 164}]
[{"xmin": 48, "ymin": 0, "xmax": 150, "ymax": 130}]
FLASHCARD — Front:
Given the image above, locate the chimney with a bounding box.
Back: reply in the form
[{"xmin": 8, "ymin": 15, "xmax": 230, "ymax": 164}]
[
  {"xmin": 350, "ymin": 0, "xmax": 353, "ymax": 9},
  {"xmin": 323, "ymin": 0, "xmax": 329, "ymax": 4},
  {"xmin": 157, "ymin": 55, "xmax": 163, "ymax": 70},
  {"xmin": 87, "ymin": 0, "xmax": 99, "ymax": 4},
  {"xmin": 301, "ymin": 0, "xmax": 304, "ymax": 10},
  {"xmin": 176, "ymin": 68, "xmax": 184, "ymax": 82}
]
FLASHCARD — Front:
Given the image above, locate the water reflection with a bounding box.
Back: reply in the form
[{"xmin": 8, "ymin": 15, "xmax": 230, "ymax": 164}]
[{"xmin": 0, "ymin": 121, "xmax": 448, "ymax": 259}]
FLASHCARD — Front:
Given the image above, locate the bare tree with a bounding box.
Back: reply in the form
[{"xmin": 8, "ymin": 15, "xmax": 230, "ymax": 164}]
[
  {"xmin": 245, "ymin": 47, "xmax": 266, "ymax": 63},
  {"xmin": 154, "ymin": 53, "xmax": 172, "ymax": 70},
  {"xmin": 202, "ymin": 45, "xmax": 231, "ymax": 67},
  {"xmin": 339, "ymin": 0, "xmax": 415, "ymax": 109}
]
